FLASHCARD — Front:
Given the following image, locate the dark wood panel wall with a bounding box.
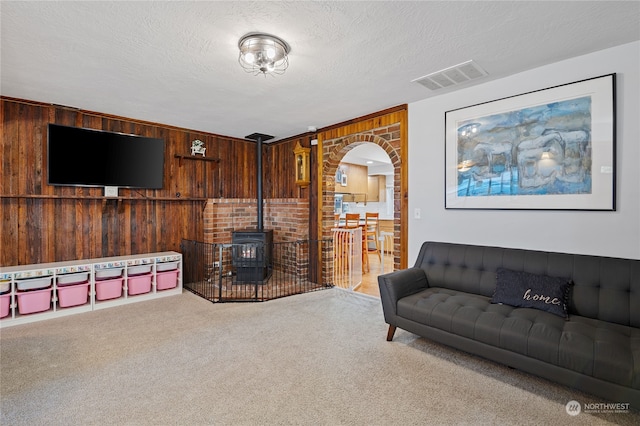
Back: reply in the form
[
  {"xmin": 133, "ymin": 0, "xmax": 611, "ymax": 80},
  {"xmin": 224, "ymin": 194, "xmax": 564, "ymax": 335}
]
[
  {"xmin": 1, "ymin": 97, "xmax": 308, "ymax": 266},
  {"xmin": 264, "ymin": 135, "xmax": 314, "ymax": 200}
]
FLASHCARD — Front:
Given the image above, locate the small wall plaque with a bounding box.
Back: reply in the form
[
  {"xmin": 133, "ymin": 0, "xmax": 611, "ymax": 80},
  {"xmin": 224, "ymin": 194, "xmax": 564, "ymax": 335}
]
[{"xmin": 190, "ymin": 139, "xmax": 206, "ymax": 156}]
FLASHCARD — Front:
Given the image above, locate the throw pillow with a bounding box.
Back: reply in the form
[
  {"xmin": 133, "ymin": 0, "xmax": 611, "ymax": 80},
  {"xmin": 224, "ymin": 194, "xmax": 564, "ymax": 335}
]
[{"xmin": 491, "ymin": 268, "xmax": 571, "ymax": 319}]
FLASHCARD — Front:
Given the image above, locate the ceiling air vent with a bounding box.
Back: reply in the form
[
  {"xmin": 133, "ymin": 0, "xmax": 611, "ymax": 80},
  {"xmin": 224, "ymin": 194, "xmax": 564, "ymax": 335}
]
[{"xmin": 412, "ymin": 60, "xmax": 488, "ymax": 91}]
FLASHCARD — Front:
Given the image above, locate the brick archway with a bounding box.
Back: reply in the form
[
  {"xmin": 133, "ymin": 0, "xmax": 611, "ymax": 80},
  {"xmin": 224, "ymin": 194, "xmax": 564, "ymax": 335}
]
[{"xmin": 321, "ymin": 131, "xmax": 401, "ymax": 270}]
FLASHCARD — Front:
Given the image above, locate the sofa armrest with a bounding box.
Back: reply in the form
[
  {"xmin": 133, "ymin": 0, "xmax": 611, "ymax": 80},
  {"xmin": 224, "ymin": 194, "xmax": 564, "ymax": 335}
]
[{"xmin": 377, "ymin": 267, "xmax": 428, "ymax": 320}]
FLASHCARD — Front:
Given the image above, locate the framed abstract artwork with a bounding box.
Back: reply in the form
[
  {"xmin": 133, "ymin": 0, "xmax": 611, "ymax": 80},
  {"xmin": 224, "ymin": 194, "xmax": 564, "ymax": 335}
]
[{"xmin": 444, "ymin": 74, "xmax": 616, "ymax": 210}]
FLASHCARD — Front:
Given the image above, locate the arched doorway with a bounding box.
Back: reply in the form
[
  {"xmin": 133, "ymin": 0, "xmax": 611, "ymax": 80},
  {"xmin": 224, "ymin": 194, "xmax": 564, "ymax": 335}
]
[{"xmin": 320, "ymin": 133, "xmax": 402, "ymax": 273}]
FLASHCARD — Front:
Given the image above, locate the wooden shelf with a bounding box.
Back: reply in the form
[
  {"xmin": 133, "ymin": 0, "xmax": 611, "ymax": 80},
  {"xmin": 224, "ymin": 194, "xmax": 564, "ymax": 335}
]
[{"xmin": 174, "ymin": 154, "xmax": 221, "ymax": 166}]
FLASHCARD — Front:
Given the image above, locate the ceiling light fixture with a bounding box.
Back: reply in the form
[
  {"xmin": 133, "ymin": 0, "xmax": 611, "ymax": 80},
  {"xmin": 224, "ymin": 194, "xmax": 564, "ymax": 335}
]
[{"xmin": 238, "ymin": 32, "xmax": 291, "ymax": 76}]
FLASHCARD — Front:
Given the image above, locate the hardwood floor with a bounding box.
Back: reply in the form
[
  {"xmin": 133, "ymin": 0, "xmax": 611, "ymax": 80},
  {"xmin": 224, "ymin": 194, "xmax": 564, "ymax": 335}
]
[{"xmin": 354, "ymin": 251, "xmax": 393, "ymax": 298}]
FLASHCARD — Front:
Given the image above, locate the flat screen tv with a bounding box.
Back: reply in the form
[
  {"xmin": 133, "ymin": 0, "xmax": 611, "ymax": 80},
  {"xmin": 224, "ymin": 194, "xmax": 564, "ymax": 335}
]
[{"xmin": 47, "ymin": 124, "xmax": 165, "ymax": 189}]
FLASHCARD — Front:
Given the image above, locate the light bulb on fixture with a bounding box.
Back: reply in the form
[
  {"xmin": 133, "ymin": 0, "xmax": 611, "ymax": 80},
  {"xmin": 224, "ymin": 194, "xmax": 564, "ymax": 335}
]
[{"xmin": 238, "ymin": 32, "xmax": 291, "ymax": 76}]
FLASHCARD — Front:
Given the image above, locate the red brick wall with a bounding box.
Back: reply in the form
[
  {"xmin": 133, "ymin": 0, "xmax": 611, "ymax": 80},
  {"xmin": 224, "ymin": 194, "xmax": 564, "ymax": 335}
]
[{"xmin": 204, "ymin": 198, "xmax": 309, "ymax": 243}]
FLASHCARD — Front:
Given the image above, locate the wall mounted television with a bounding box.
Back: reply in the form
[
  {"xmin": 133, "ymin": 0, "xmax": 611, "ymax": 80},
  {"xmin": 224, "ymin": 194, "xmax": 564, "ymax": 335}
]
[{"xmin": 47, "ymin": 124, "xmax": 165, "ymax": 189}]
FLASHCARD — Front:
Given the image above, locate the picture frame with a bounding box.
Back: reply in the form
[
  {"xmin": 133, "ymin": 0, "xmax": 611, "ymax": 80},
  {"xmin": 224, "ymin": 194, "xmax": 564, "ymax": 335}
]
[
  {"xmin": 334, "ymin": 195, "xmax": 343, "ymax": 214},
  {"xmin": 341, "ymin": 174, "xmax": 348, "ymax": 186},
  {"xmin": 445, "ymin": 74, "xmax": 616, "ymax": 210}
]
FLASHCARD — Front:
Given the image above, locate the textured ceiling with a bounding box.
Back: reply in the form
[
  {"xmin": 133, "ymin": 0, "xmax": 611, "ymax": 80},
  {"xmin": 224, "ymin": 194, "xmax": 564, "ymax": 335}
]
[{"xmin": 2, "ymin": 1, "xmax": 639, "ymax": 142}]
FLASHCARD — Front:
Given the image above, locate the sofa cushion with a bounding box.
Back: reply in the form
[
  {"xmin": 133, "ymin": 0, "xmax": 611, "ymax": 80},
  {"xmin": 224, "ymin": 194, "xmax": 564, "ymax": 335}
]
[
  {"xmin": 396, "ymin": 288, "xmax": 640, "ymax": 389},
  {"xmin": 491, "ymin": 268, "xmax": 571, "ymax": 319}
]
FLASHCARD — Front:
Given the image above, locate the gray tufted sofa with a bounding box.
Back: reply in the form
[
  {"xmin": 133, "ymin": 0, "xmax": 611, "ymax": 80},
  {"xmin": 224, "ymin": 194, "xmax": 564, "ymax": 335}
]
[{"xmin": 378, "ymin": 241, "xmax": 640, "ymax": 408}]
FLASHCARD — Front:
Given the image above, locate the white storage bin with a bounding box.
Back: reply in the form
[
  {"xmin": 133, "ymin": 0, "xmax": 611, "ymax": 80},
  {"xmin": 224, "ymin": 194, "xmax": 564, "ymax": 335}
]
[
  {"xmin": 127, "ymin": 265, "xmax": 152, "ymax": 276},
  {"xmin": 95, "ymin": 268, "xmax": 123, "ymax": 280},
  {"xmin": 57, "ymin": 272, "xmax": 90, "ymax": 286},
  {"xmin": 156, "ymin": 261, "xmax": 179, "ymax": 272},
  {"xmin": 16, "ymin": 276, "xmax": 52, "ymax": 291}
]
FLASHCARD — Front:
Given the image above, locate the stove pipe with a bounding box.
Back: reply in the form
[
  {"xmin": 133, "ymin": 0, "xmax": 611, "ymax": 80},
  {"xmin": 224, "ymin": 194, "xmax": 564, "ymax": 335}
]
[
  {"xmin": 256, "ymin": 136, "xmax": 263, "ymax": 230},
  {"xmin": 245, "ymin": 133, "xmax": 274, "ymax": 231}
]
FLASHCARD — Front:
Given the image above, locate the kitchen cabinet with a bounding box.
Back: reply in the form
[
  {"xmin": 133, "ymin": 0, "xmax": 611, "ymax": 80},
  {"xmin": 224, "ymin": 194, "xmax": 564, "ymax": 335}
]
[
  {"xmin": 337, "ymin": 163, "xmax": 368, "ymax": 194},
  {"xmin": 367, "ymin": 175, "xmax": 386, "ymax": 202}
]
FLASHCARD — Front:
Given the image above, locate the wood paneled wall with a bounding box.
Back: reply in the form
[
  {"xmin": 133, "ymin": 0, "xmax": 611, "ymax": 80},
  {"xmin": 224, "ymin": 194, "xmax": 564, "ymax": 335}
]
[
  {"xmin": 0, "ymin": 98, "xmax": 308, "ymax": 266},
  {"xmin": 264, "ymin": 135, "xmax": 313, "ymax": 199}
]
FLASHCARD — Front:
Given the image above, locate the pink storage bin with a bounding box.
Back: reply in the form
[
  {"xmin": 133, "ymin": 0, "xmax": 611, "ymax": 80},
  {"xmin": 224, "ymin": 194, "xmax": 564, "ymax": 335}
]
[
  {"xmin": 57, "ymin": 282, "xmax": 89, "ymax": 308},
  {"xmin": 128, "ymin": 273, "xmax": 152, "ymax": 295},
  {"xmin": 95, "ymin": 277, "xmax": 123, "ymax": 301},
  {"xmin": 0, "ymin": 293, "xmax": 10, "ymax": 318},
  {"xmin": 17, "ymin": 288, "xmax": 52, "ymax": 315},
  {"xmin": 156, "ymin": 270, "xmax": 179, "ymax": 291}
]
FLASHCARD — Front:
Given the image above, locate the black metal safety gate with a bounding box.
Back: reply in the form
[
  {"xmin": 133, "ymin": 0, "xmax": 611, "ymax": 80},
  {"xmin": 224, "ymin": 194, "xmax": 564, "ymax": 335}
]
[{"xmin": 180, "ymin": 239, "xmax": 334, "ymax": 302}]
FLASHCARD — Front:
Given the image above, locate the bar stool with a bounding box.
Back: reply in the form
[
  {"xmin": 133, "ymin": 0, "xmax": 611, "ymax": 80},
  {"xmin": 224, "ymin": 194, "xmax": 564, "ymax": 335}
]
[
  {"xmin": 342, "ymin": 224, "xmax": 368, "ymax": 273},
  {"xmin": 364, "ymin": 212, "xmax": 381, "ymax": 262},
  {"xmin": 361, "ymin": 223, "xmax": 369, "ymax": 273},
  {"xmin": 379, "ymin": 231, "xmax": 394, "ymax": 272},
  {"xmin": 345, "ymin": 213, "xmax": 360, "ymax": 227}
]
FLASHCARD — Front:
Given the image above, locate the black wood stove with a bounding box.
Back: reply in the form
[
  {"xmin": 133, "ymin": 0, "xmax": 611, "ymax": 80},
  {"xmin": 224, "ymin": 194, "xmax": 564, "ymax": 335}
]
[
  {"xmin": 232, "ymin": 229, "xmax": 273, "ymax": 282},
  {"xmin": 231, "ymin": 132, "xmax": 274, "ymax": 282}
]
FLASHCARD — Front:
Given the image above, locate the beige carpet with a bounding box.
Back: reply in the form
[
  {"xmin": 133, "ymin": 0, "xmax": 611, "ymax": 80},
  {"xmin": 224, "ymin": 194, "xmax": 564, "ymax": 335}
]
[{"xmin": 1, "ymin": 288, "xmax": 638, "ymax": 425}]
